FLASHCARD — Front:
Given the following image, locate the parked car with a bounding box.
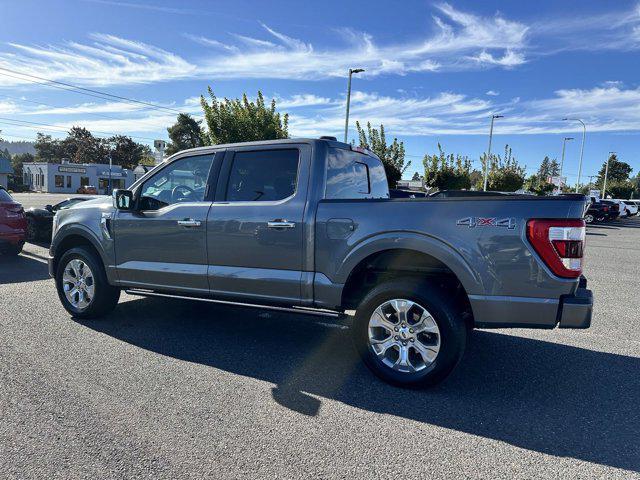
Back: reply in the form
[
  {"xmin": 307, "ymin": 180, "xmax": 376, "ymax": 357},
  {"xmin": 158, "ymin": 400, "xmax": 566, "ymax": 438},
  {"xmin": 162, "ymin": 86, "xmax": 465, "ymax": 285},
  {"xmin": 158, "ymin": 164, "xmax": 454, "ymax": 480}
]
[
  {"xmin": 600, "ymin": 200, "xmax": 620, "ymax": 220},
  {"xmin": 584, "ymin": 201, "xmax": 610, "ymax": 223},
  {"xmin": 0, "ymin": 186, "xmax": 27, "ymax": 255},
  {"xmin": 624, "ymin": 200, "xmax": 640, "ymax": 214},
  {"xmin": 613, "ymin": 199, "xmax": 638, "ymax": 216},
  {"xmin": 25, "ymin": 196, "xmax": 98, "ymax": 241},
  {"xmin": 49, "ymin": 137, "xmax": 593, "ymax": 388},
  {"xmin": 77, "ymin": 185, "xmax": 97, "ymax": 195}
]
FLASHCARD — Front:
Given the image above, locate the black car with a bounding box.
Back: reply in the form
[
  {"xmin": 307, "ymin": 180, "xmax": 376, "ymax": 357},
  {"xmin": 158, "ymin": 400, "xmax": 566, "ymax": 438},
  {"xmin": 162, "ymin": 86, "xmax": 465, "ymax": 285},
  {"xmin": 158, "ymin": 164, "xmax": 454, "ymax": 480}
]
[
  {"xmin": 25, "ymin": 196, "xmax": 96, "ymax": 240},
  {"xmin": 584, "ymin": 201, "xmax": 610, "ymax": 223}
]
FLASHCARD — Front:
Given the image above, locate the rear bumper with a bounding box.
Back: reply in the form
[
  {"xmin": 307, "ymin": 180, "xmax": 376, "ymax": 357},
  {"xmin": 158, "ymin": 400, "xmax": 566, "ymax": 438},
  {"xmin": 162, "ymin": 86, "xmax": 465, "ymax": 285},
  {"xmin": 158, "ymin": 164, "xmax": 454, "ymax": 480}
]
[
  {"xmin": 469, "ymin": 277, "xmax": 593, "ymax": 330},
  {"xmin": 558, "ymin": 278, "xmax": 593, "ymax": 329}
]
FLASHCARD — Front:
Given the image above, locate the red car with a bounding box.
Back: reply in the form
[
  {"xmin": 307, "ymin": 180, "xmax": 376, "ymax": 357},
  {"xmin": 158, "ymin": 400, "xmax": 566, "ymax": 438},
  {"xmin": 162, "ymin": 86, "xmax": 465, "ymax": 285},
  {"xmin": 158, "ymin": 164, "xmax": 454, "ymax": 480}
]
[{"xmin": 0, "ymin": 186, "xmax": 27, "ymax": 256}]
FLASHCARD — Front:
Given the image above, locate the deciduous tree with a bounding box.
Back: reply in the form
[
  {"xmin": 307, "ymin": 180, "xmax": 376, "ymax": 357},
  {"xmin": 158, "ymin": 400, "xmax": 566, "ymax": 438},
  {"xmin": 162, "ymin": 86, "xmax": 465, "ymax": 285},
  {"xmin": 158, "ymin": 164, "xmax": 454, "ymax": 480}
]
[{"xmin": 200, "ymin": 88, "xmax": 288, "ymax": 145}]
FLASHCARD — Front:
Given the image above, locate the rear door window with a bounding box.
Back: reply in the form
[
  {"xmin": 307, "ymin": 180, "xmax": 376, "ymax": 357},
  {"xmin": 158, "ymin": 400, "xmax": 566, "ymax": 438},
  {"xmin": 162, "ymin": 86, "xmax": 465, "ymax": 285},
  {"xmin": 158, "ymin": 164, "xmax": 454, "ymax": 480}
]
[
  {"xmin": 225, "ymin": 149, "xmax": 299, "ymax": 202},
  {"xmin": 325, "ymin": 148, "xmax": 389, "ymax": 199}
]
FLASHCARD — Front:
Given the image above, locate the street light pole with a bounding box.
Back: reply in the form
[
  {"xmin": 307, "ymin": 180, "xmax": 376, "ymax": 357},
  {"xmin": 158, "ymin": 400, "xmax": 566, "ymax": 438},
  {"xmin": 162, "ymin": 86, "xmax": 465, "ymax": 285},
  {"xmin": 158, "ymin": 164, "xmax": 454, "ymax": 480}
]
[
  {"xmin": 483, "ymin": 114, "xmax": 503, "ymax": 191},
  {"xmin": 344, "ymin": 68, "xmax": 365, "ymax": 143},
  {"xmin": 563, "ymin": 118, "xmax": 586, "ymax": 192},
  {"xmin": 602, "ymin": 151, "xmax": 616, "ymax": 199},
  {"xmin": 559, "ymin": 137, "xmax": 574, "ymax": 187},
  {"xmin": 108, "ymin": 150, "xmax": 113, "ymax": 195}
]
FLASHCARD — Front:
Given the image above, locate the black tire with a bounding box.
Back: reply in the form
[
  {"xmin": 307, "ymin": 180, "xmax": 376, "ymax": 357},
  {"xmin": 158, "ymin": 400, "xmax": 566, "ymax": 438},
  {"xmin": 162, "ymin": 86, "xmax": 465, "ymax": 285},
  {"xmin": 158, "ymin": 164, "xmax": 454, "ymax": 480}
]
[
  {"xmin": 26, "ymin": 216, "xmax": 38, "ymax": 241},
  {"xmin": 55, "ymin": 246, "xmax": 120, "ymax": 319},
  {"xmin": 352, "ymin": 279, "xmax": 467, "ymax": 388}
]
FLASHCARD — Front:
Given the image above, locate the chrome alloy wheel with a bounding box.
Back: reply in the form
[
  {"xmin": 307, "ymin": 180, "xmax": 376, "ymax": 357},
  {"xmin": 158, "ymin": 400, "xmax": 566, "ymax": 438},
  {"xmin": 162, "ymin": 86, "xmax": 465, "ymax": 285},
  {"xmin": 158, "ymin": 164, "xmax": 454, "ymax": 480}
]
[
  {"xmin": 62, "ymin": 259, "xmax": 95, "ymax": 310},
  {"xmin": 368, "ymin": 299, "xmax": 441, "ymax": 373}
]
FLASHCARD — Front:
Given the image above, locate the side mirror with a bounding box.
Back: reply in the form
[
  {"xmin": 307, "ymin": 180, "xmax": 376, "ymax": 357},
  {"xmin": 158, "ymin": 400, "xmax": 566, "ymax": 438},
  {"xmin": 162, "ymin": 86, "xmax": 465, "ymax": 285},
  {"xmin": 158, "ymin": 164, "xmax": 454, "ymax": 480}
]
[
  {"xmin": 45, "ymin": 204, "xmax": 53, "ymax": 212},
  {"xmin": 113, "ymin": 189, "xmax": 134, "ymax": 210}
]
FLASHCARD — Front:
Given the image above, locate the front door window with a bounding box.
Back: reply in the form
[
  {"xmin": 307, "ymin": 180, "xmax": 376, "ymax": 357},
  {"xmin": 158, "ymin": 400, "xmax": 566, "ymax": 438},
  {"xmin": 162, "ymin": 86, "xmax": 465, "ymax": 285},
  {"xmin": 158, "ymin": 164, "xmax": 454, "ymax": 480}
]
[{"xmin": 139, "ymin": 154, "xmax": 213, "ymax": 210}]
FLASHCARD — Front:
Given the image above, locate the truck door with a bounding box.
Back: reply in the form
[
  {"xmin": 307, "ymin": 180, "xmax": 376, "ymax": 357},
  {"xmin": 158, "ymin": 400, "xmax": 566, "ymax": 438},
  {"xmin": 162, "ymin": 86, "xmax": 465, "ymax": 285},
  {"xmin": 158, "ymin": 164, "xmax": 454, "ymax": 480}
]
[
  {"xmin": 206, "ymin": 144, "xmax": 311, "ymax": 305},
  {"xmin": 113, "ymin": 152, "xmax": 219, "ymax": 293}
]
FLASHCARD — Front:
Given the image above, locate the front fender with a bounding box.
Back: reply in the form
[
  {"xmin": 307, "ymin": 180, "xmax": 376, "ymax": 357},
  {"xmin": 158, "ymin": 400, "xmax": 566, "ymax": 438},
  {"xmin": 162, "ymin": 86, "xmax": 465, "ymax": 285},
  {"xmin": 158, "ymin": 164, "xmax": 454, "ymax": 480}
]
[
  {"xmin": 51, "ymin": 223, "xmax": 116, "ymax": 283},
  {"xmin": 336, "ymin": 231, "xmax": 484, "ymax": 295}
]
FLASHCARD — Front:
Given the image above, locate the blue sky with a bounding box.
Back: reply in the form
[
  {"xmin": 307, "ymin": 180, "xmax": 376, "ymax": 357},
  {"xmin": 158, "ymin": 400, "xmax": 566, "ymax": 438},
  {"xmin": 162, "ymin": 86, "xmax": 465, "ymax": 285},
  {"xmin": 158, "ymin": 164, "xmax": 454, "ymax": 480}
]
[{"xmin": 1, "ymin": 0, "xmax": 639, "ymax": 183}]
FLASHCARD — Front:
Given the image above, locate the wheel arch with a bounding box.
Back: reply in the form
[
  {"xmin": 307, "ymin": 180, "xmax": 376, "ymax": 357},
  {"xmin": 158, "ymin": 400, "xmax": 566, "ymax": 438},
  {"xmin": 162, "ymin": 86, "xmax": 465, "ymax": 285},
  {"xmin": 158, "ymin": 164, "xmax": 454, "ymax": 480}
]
[
  {"xmin": 336, "ymin": 234, "xmax": 482, "ymax": 327},
  {"xmin": 51, "ymin": 226, "xmax": 107, "ymax": 278}
]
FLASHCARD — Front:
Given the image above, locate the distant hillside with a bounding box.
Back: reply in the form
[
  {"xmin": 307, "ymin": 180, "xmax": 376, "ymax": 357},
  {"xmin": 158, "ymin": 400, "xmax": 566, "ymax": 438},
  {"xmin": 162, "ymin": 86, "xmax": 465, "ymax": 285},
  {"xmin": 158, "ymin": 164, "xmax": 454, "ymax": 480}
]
[{"xmin": 0, "ymin": 140, "xmax": 36, "ymax": 156}]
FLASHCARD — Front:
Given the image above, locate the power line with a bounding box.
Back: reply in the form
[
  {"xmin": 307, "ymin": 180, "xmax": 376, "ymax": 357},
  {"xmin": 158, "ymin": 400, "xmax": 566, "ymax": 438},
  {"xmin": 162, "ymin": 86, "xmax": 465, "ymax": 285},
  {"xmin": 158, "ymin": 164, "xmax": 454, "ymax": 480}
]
[
  {"xmin": 0, "ymin": 66, "xmax": 183, "ymax": 115},
  {"xmin": 0, "ymin": 93, "xmax": 165, "ymax": 134},
  {"xmin": 0, "ymin": 116, "xmax": 157, "ymax": 142}
]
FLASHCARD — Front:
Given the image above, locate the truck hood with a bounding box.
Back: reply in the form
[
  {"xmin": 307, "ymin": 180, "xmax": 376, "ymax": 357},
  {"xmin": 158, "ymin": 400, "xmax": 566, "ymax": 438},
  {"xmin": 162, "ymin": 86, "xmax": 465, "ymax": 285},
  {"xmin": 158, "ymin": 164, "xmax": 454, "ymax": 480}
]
[{"xmin": 70, "ymin": 195, "xmax": 112, "ymax": 211}]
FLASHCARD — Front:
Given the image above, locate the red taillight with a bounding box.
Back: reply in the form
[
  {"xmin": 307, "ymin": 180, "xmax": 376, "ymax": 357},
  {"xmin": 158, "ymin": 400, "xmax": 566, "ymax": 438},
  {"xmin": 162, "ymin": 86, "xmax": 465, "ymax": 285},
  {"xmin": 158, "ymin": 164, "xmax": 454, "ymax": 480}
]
[
  {"xmin": 603, "ymin": 206, "xmax": 609, "ymax": 212},
  {"xmin": 527, "ymin": 219, "xmax": 585, "ymax": 278}
]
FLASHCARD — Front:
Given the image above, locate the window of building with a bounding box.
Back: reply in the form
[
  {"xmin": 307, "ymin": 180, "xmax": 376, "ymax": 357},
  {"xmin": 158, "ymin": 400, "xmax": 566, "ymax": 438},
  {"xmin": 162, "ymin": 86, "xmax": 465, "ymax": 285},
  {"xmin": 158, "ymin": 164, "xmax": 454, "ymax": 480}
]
[
  {"xmin": 55, "ymin": 175, "xmax": 64, "ymax": 188},
  {"xmin": 67, "ymin": 176, "xmax": 72, "ymax": 188},
  {"xmin": 225, "ymin": 149, "xmax": 299, "ymax": 202},
  {"xmin": 80, "ymin": 177, "xmax": 90, "ymax": 187}
]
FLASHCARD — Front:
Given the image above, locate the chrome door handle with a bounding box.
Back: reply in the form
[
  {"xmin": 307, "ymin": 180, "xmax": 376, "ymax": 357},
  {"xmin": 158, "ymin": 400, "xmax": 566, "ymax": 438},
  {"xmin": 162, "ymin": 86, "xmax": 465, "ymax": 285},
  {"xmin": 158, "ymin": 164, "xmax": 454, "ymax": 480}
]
[
  {"xmin": 177, "ymin": 219, "xmax": 202, "ymax": 227},
  {"xmin": 267, "ymin": 220, "xmax": 295, "ymax": 229}
]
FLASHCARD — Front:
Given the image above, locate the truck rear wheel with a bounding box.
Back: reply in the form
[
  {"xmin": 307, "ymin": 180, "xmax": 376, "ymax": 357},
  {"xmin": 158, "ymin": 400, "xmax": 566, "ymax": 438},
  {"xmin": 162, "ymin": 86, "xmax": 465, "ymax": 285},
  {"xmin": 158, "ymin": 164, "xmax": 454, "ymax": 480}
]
[
  {"xmin": 55, "ymin": 246, "xmax": 120, "ymax": 319},
  {"xmin": 352, "ymin": 279, "xmax": 467, "ymax": 388}
]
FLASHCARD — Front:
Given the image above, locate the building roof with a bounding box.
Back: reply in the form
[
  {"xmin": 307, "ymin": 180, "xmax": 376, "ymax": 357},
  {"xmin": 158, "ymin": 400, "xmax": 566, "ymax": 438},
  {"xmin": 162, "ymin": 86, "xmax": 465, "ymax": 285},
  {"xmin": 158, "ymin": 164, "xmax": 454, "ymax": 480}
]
[{"xmin": 0, "ymin": 157, "xmax": 12, "ymax": 175}]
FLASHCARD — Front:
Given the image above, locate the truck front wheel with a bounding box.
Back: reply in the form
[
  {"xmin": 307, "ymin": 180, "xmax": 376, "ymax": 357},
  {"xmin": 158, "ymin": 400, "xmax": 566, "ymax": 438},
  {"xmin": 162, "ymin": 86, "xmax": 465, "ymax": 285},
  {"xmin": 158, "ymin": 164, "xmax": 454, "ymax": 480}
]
[
  {"xmin": 352, "ymin": 279, "xmax": 467, "ymax": 388},
  {"xmin": 55, "ymin": 246, "xmax": 120, "ymax": 319}
]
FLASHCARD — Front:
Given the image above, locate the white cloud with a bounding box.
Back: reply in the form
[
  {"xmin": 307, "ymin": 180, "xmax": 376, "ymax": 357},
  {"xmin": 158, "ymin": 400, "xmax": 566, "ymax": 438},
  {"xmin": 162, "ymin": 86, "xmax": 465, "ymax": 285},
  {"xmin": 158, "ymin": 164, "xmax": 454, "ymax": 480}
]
[
  {"xmin": 0, "ymin": 4, "xmax": 528, "ymax": 87},
  {"xmin": 486, "ymin": 90, "xmax": 500, "ymax": 96},
  {"xmin": 0, "ymin": 34, "xmax": 196, "ymax": 87},
  {"xmin": 467, "ymin": 49, "xmax": 526, "ymax": 67}
]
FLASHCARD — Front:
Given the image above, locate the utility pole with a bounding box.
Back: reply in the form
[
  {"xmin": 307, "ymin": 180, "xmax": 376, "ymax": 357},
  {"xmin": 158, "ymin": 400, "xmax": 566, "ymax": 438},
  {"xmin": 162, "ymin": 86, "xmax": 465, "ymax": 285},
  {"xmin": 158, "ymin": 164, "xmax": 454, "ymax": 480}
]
[
  {"xmin": 344, "ymin": 68, "xmax": 365, "ymax": 143},
  {"xmin": 602, "ymin": 151, "xmax": 616, "ymax": 199},
  {"xmin": 563, "ymin": 118, "xmax": 586, "ymax": 192},
  {"xmin": 108, "ymin": 150, "xmax": 113, "ymax": 195},
  {"xmin": 483, "ymin": 114, "xmax": 503, "ymax": 191}
]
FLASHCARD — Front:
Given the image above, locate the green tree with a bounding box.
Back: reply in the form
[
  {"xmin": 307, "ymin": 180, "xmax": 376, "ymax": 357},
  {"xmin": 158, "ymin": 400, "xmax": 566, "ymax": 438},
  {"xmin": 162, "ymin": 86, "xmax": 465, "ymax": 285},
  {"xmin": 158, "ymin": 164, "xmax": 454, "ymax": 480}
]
[
  {"xmin": 34, "ymin": 133, "xmax": 64, "ymax": 163},
  {"xmin": 355, "ymin": 121, "xmax": 408, "ymax": 188},
  {"xmin": 107, "ymin": 135, "xmax": 152, "ymax": 170},
  {"xmin": 201, "ymin": 88, "xmax": 288, "ymax": 145},
  {"xmin": 597, "ymin": 153, "xmax": 632, "ymax": 186},
  {"xmin": 60, "ymin": 127, "xmax": 108, "ymax": 164},
  {"xmin": 166, "ymin": 113, "xmax": 205, "ymax": 155},
  {"xmin": 423, "ymin": 143, "xmax": 472, "ymax": 190},
  {"xmin": 10, "ymin": 152, "xmax": 34, "ymax": 178},
  {"xmin": 411, "ymin": 171, "xmax": 422, "ymax": 181},
  {"xmin": 606, "ymin": 180, "xmax": 635, "ymax": 199},
  {"xmin": 479, "ymin": 144, "xmax": 526, "ymax": 192},
  {"xmin": 537, "ymin": 155, "xmax": 559, "ymax": 179}
]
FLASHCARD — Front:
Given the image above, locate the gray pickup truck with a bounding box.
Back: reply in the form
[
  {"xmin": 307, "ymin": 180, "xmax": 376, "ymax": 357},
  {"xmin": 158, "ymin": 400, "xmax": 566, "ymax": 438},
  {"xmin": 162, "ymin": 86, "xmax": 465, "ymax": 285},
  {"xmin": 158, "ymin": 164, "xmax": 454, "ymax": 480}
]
[{"xmin": 49, "ymin": 137, "xmax": 593, "ymax": 387}]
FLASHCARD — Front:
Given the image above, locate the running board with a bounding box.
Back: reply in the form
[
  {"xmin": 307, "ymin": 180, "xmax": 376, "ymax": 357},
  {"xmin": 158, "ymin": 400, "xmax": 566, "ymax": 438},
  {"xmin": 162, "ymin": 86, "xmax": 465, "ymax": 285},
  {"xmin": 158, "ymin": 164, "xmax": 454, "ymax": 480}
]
[{"xmin": 124, "ymin": 289, "xmax": 342, "ymax": 318}]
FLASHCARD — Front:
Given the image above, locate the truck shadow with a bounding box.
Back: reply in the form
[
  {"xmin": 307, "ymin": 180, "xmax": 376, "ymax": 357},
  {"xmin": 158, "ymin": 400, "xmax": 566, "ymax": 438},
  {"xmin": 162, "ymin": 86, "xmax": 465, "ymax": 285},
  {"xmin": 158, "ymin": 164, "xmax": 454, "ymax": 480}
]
[{"xmin": 80, "ymin": 297, "xmax": 639, "ymax": 473}]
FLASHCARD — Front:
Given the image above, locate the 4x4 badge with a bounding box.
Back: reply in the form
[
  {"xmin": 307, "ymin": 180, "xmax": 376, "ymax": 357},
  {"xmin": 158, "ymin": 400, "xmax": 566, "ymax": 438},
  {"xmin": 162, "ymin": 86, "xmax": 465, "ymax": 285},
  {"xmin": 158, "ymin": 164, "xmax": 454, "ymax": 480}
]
[{"xmin": 457, "ymin": 217, "xmax": 516, "ymax": 229}]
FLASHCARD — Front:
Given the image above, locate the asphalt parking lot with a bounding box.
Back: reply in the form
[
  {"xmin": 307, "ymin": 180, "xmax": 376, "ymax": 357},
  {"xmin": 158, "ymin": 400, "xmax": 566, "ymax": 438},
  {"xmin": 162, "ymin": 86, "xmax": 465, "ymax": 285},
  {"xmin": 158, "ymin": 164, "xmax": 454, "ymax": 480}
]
[{"xmin": 1, "ymin": 215, "xmax": 639, "ymax": 479}]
